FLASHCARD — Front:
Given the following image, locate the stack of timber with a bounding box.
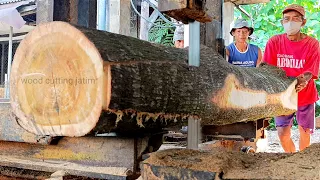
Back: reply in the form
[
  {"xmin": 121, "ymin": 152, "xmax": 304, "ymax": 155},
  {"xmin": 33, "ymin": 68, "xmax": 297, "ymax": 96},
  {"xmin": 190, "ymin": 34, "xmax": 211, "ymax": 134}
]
[{"xmin": 10, "ymin": 21, "xmax": 297, "ymax": 137}]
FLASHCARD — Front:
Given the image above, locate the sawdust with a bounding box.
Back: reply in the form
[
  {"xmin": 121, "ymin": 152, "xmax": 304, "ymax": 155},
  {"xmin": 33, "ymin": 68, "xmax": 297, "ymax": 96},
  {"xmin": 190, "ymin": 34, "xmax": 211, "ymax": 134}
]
[{"xmin": 144, "ymin": 143, "xmax": 320, "ymax": 179}]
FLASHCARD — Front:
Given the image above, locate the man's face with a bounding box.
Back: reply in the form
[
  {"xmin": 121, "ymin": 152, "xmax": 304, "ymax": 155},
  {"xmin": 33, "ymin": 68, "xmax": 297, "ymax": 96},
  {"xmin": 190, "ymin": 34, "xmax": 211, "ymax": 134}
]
[
  {"xmin": 175, "ymin": 40, "xmax": 184, "ymax": 48},
  {"xmin": 232, "ymin": 28, "xmax": 250, "ymax": 43},
  {"xmin": 281, "ymin": 11, "xmax": 305, "ymax": 25}
]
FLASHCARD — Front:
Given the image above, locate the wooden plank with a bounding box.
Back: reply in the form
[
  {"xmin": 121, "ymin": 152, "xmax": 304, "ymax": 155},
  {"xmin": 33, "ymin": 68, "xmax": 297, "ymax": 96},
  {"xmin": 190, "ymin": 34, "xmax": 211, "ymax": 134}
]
[
  {"xmin": 225, "ymin": 0, "xmax": 270, "ymax": 5},
  {"xmin": 0, "ymin": 136, "xmax": 148, "ymax": 170},
  {"xmin": 202, "ymin": 122, "xmax": 257, "ymax": 139},
  {"xmin": 0, "ymin": 156, "xmax": 128, "ymax": 179},
  {"xmin": 201, "ymin": 0, "xmax": 224, "ymax": 55},
  {"xmin": 158, "ymin": 0, "xmax": 187, "ymax": 11},
  {"xmin": 158, "ymin": 0, "xmax": 211, "ymax": 23}
]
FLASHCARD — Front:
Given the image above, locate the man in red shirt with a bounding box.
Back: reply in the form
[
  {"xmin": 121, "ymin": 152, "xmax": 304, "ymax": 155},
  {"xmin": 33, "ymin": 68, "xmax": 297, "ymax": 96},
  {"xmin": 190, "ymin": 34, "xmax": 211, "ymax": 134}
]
[{"xmin": 263, "ymin": 4, "xmax": 320, "ymax": 152}]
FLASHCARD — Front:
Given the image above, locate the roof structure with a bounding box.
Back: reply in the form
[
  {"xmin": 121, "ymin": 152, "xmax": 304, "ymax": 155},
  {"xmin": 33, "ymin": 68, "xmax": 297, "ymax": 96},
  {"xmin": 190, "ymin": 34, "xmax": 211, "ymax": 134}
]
[{"xmin": 0, "ymin": 0, "xmax": 30, "ymax": 5}]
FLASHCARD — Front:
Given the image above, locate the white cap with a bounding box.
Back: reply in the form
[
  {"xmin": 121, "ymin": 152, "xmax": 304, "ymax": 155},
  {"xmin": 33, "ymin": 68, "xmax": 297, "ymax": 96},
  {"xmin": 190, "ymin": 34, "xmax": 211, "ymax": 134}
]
[{"xmin": 173, "ymin": 25, "xmax": 184, "ymax": 42}]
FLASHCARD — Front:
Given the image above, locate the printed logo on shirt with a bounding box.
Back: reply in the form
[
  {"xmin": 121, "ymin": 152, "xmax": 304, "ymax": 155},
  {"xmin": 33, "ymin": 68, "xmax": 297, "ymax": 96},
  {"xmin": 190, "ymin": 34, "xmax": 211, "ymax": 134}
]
[
  {"xmin": 232, "ymin": 61, "xmax": 255, "ymax": 67},
  {"xmin": 276, "ymin": 54, "xmax": 305, "ymax": 68}
]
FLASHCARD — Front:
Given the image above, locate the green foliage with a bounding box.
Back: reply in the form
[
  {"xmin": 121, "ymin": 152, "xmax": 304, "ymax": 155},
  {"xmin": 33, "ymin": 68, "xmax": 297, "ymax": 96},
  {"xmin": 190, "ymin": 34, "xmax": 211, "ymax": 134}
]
[
  {"xmin": 148, "ymin": 17, "xmax": 175, "ymax": 47},
  {"xmin": 268, "ymin": 118, "xmax": 276, "ymax": 130},
  {"xmin": 235, "ymin": 0, "xmax": 320, "ymax": 50},
  {"xmin": 316, "ymin": 79, "xmax": 320, "ymax": 117}
]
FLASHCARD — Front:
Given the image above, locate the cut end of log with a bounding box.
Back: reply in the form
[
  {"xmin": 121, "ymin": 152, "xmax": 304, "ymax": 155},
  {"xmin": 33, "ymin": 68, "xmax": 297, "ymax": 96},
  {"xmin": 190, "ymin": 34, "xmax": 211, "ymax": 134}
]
[
  {"xmin": 279, "ymin": 80, "xmax": 298, "ymax": 111},
  {"xmin": 211, "ymin": 74, "xmax": 268, "ymax": 109},
  {"xmin": 211, "ymin": 73, "xmax": 297, "ymax": 112},
  {"xmin": 10, "ymin": 22, "xmax": 107, "ymax": 137}
]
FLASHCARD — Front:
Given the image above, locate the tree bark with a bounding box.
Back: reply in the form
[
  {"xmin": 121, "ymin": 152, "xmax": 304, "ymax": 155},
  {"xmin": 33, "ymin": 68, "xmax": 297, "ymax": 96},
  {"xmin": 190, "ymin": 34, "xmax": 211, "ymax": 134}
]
[{"xmin": 10, "ymin": 21, "xmax": 297, "ymax": 137}]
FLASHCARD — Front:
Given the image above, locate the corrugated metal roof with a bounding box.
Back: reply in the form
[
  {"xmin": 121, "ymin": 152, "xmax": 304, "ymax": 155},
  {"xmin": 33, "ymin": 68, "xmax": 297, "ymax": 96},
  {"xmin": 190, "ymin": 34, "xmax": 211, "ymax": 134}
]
[{"xmin": 0, "ymin": 0, "xmax": 30, "ymax": 5}]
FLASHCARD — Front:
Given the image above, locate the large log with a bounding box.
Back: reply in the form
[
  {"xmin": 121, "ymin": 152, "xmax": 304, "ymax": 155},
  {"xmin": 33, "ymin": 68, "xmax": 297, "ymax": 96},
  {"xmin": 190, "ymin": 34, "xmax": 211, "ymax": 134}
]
[{"xmin": 10, "ymin": 21, "xmax": 297, "ymax": 137}]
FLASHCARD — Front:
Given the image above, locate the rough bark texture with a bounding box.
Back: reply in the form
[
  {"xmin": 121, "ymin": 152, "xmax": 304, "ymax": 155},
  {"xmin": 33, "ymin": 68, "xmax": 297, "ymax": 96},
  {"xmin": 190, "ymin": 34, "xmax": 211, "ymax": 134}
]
[{"xmin": 10, "ymin": 22, "xmax": 297, "ymax": 137}]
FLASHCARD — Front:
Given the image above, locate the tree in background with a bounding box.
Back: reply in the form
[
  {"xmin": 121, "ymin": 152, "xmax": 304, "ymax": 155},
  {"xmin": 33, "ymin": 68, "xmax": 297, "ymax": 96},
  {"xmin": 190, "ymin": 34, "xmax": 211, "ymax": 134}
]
[{"xmin": 235, "ymin": 0, "xmax": 320, "ymax": 50}]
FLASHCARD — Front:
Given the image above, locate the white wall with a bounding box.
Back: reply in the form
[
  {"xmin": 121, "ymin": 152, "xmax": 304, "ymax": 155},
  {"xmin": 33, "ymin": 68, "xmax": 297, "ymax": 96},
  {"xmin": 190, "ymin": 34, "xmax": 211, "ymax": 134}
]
[{"xmin": 223, "ymin": 2, "xmax": 235, "ymax": 46}]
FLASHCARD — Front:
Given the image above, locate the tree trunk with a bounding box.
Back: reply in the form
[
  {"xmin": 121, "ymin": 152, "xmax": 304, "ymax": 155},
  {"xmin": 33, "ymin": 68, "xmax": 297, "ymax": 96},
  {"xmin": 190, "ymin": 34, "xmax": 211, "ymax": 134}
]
[{"xmin": 10, "ymin": 21, "xmax": 297, "ymax": 137}]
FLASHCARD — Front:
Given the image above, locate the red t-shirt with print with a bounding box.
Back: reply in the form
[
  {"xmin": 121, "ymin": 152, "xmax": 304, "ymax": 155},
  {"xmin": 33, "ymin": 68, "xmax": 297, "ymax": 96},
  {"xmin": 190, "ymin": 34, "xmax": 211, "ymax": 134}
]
[{"xmin": 263, "ymin": 33, "xmax": 320, "ymax": 106}]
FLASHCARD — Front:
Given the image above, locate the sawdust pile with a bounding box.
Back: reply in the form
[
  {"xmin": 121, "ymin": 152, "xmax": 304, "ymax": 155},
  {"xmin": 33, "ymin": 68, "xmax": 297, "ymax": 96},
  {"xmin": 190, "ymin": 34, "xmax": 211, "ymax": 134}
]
[{"xmin": 144, "ymin": 143, "xmax": 320, "ymax": 179}]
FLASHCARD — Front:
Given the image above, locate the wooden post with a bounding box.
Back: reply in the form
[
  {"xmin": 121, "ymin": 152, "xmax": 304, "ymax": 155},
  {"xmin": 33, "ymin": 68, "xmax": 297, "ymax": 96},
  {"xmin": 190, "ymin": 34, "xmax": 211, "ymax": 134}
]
[
  {"xmin": 36, "ymin": 0, "xmax": 54, "ymax": 24},
  {"xmin": 187, "ymin": 117, "xmax": 201, "ymax": 149},
  {"xmin": 139, "ymin": 0, "xmax": 149, "ymax": 41},
  {"xmin": 109, "ymin": 0, "xmax": 131, "ymax": 36},
  {"xmin": 200, "ymin": 0, "xmax": 224, "ymax": 56}
]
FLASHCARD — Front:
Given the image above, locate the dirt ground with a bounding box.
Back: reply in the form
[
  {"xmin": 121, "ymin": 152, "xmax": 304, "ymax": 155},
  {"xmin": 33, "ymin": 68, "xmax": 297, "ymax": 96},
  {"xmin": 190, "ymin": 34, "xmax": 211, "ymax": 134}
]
[{"xmin": 150, "ymin": 129, "xmax": 320, "ymax": 179}]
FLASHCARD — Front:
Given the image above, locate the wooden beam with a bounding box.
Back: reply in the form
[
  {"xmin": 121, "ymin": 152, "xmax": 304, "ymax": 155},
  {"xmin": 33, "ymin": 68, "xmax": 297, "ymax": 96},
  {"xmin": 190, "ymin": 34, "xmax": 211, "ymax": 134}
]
[
  {"xmin": 200, "ymin": 0, "xmax": 224, "ymax": 55},
  {"xmin": 225, "ymin": 0, "xmax": 270, "ymax": 5},
  {"xmin": 0, "ymin": 137, "xmax": 147, "ymax": 179},
  {"xmin": 158, "ymin": 0, "xmax": 212, "ymax": 23}
]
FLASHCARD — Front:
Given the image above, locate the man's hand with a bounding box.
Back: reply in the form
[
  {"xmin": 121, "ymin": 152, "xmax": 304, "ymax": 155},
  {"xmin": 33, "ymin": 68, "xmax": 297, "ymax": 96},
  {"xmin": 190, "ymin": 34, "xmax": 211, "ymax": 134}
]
[{"xmin": 295, "ymin": 73, "xmax": 312, "ymax": 92}]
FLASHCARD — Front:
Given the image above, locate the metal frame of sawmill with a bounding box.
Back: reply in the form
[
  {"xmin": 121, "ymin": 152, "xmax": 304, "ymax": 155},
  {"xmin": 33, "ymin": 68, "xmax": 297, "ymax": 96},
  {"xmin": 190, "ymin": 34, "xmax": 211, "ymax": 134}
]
[{"xmin": 158, "ymin": 0, "xmax": 271, "ymax": 152}]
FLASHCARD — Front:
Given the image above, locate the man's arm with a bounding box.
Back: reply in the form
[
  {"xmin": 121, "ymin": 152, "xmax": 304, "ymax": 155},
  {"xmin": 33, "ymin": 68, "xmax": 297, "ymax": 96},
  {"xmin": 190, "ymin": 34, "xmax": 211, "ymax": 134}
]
[
  {"xmin": 225, "ymin": 48, "xmax": 230, "ymax": 62},
  {"xmin": 256, "ymin": 48, "xmax": 262, "ymax": 67},
  {"xmin": 295, "ymin": 72, "xmax": 312, "ymax": 92},
  {"xmin": 296, "ymin": 41, "xmax": 320, "ymax": 92}
]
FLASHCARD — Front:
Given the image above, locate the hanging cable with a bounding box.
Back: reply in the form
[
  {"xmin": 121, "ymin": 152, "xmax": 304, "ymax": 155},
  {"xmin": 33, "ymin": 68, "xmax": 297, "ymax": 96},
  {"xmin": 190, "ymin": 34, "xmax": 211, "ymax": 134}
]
[
  {"xmin": 146, "ymin": 0, "xmax": 175, "ymax": 25},
  {"xmin": 130, "ymin": 0, "xmax": 182, "ymax": 28}
]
